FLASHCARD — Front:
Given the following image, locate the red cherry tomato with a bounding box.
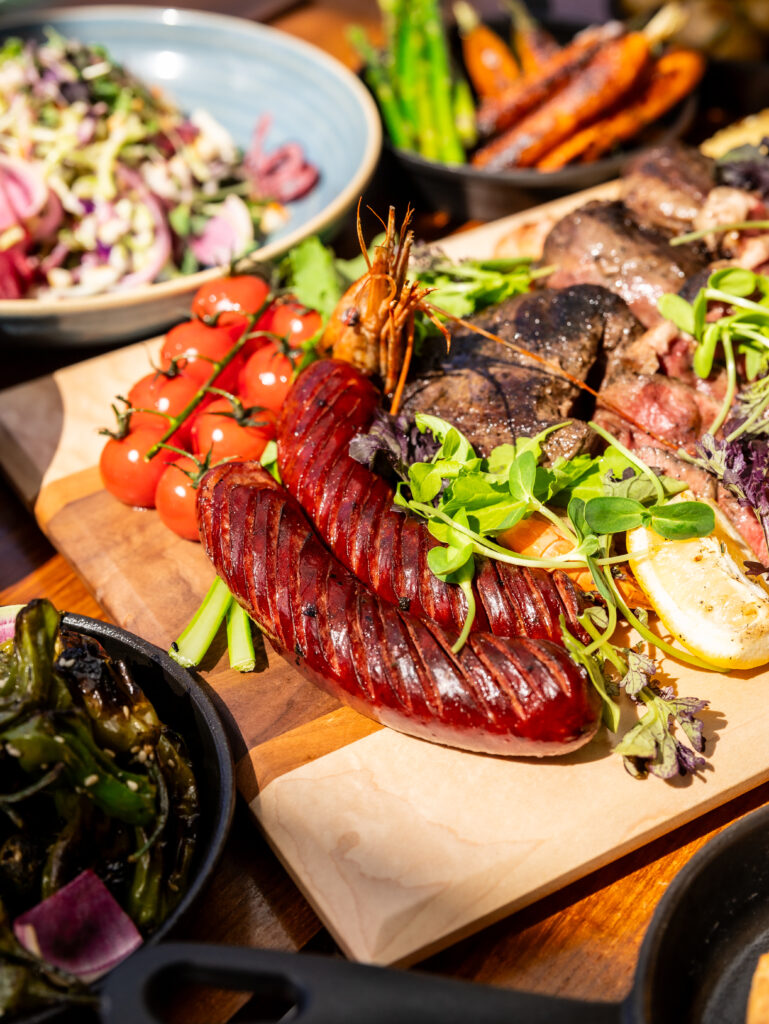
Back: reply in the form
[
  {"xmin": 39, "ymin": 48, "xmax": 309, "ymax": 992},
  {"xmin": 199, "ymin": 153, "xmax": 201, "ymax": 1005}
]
[
  {"xmin": 191, "ymin": 275, "xmax": 271, "ymax": 330},
  {"xmin": 238, "ymin": 344, "xmax": 295, "ymax": 412},
  {"xmin": 263, "ymin": 300, "xmax": 322, "ymax": 348},
  {"xmin": 127, "ymin": 371, "xmax": 202, "ymax": 445},
  {"xmin": 191, "ymin": 398, "xmax": 276, "ymax": 462},
  {"xmin": 159, "ymin": 320, "xmax": 244, "ymax": 388},
  {"xmin": 154, "ymin": 456, "xmax": 203, "ymax": 541},
  {"xmin": 99, "ymin": 428, "xmax": 176, "ymax": 508}
]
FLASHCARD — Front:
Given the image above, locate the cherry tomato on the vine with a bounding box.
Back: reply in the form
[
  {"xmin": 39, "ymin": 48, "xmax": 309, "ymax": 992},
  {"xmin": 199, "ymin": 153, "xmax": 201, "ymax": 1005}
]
[
  {"xmin": 191, "ymin": 398, "xmax": 277, "ymax": 463},
  {"xmin": 127, "ymin": 370, "xmax": 202, "ymax": 445},
  {"xmin": 238, "ymin": 344, "xmax": 296, "ymax": 412},
  {"xmin": 99, "ymin": 428, "xmax": 176, "ymax": 508},
  {"xmin": 154, "ymin": 456, "xmax": 204, "ymax": 541},
  {"xmin": 159, "ymin": 320, "xmax": 244, "ymax": 389},
  {"xmin": 261, "ymin": 300, "xmax": 322, "ymax": 349},
  {"xmin": 191, "ymin": 275, "xmax": 271, "ymax": 330}
]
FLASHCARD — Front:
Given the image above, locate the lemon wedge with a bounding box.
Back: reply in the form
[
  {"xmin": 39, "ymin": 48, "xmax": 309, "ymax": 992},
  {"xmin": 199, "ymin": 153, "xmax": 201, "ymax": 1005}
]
[{"xmin": 626, "ymin": 493, "xmax": 769, "ymax": 670}]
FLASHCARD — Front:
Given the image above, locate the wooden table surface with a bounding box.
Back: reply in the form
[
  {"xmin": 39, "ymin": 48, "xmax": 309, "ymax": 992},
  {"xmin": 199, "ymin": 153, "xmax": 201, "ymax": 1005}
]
[{"xmin": 3, "ymin": 2, "xmax": 769, "ymax": 1020}]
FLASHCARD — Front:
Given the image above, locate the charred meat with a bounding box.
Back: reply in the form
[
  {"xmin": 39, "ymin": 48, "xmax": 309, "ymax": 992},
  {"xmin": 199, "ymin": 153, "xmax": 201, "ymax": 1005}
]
[
  {"xmin": 542, "ymin": 201, "xmax": 707, "ymax": 327},
  {"xmin": 400, "ymin": 284, "xmax": 643, "ymax": 460},
  {"xmin": 621, "ymin": 143, "xmax": 714, "ymax": 235}
]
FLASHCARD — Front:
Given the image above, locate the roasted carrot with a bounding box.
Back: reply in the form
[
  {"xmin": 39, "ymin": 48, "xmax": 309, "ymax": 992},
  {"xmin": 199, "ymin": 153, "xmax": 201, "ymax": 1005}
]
[
  {"xmin": 475, "ymin": 21, "xmax": 622, "ymax": 139},
  {"xmin": 507, "ymin": 0, "xmax": 560, "ymax": 76},
  {"xmin": 454, "ymin": 0, "xmax": 520, "ymax": 99},
  {"xmin": 536, "ymin": 49, "xmax": 705, "ymax": 171},
  {"xmin": 497, "ymin": 514, "xmax": 653, "ymax": 608},
  {"xmin": 473, "ymin": 31, "xmax": 650, "ymax": 170}
]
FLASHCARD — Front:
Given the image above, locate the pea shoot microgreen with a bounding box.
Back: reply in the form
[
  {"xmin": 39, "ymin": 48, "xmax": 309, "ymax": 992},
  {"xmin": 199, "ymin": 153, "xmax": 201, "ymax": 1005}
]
[{"xmin": 385, "ymin": 413, "xmax": 717, "ymax": 780}]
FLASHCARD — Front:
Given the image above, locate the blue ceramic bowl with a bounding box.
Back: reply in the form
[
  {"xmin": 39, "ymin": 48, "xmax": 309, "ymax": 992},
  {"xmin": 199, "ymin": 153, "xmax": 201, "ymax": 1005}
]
[{"xmin": 0, "ymin": 6, "xmax": 381, "ymax": 346}]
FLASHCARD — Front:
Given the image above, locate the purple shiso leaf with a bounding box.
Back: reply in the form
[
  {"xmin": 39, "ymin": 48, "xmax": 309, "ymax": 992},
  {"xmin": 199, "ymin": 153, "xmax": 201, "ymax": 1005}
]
[
  {"xmin": 349, "ymin": 408, "xmax": 441, "ymax": 483},
  {"xmin": 0, "ymin": 605, "xmax": 24, "ymax": 644},
  {"xmin": 13, "ymin": 870, "xmax": 143, "ymax": 983}
]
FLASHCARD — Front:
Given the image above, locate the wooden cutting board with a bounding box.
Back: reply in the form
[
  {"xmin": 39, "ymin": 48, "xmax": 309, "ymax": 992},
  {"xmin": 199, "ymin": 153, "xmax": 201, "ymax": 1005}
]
[{"xmin": 6, "ymin": 181, "xmax": 769, "ymax": 967}]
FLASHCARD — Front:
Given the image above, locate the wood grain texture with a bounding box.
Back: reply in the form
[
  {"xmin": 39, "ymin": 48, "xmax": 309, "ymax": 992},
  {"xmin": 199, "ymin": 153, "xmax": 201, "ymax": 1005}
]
[
  {"xmin": 248, "ymin": 649, "xmax": 769, "ymax": 965},
  {"xmin": 6, "ymin": 136, "xmax": 769, "ymax": 991},
  {"xmin": 5, "ymin": 178, "xmax": 769, "ymax": 969}
]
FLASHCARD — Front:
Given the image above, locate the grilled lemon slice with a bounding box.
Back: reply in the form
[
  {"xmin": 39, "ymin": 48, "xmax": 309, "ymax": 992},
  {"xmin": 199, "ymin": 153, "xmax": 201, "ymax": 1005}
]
[{"xmin": 626, "ymin": 494, "xmax": 769, "ymax": 670}]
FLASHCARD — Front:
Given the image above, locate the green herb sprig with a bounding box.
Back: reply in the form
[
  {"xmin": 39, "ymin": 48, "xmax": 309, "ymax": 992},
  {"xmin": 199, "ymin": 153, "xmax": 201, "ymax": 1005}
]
[
  {"xmin": 388, "ymin": 414, "xmax": 717, "ymax": 779},
  {"xmin": 659, "ymin": 267, "xmax": 769, "ymax": 434}
]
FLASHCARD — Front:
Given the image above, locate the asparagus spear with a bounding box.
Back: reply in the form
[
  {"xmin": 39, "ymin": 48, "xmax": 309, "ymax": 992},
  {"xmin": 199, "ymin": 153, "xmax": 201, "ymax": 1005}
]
[
  {"xmin": 419, "ymin": 0, "xmax": 465, "ymax": 163},
  {"xmin": 392, "ymin": 0, "xmax": 420, "ymax": 135},
  {"xmin": 453, "ymin": 76, "xmax": 478, "ymax": 149},
  {"xmin": 348, "ymin": 25, "xmax": 415, "ymax": 151}
]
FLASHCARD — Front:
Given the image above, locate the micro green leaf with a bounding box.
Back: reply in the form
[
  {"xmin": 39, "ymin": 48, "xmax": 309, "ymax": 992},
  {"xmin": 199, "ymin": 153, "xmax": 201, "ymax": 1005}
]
[
  {"xmin": 415, "ymin": 414, "xmax": 476, "ymax": 463},
  {"xmin": 408, "ymin": 462, "xmax": 445, "ymax": 503},
  {"xmin": 508, "ymin": 450, "xmax": 537, "ymax": 502},
  {"xmin": 708, "ymin": 266, "xmax": 758, "ymax": 298},
  {"xmin": 427, "ymin": 542, "xmax": 473, "ymax": 578},
  {"xmin": 584, "ymin": 497, "xmax": 646, "ymax": 535},
  {"xmin": 648, "ymin": 501, "xmax": 715, "ymax": 540},
  {"xmin": 692, "ymin": 322, "xmax": 721, "ymax": 378},
  {"xmin": 657, "ymin": 293, "xmax": 695, "ymax": 336}
]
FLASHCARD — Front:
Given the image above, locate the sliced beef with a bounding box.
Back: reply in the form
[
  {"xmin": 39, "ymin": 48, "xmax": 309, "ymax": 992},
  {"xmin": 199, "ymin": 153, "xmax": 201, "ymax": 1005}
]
[
  {"xmin": 621, "ymin": 143, "xmax": 714, "ymax": 235},
  {"xmin": 542, "ymin": 201, "xmax": 707, "ymax": 327},
  {"xmin": 400, "ymin": 284, "xmax": 643, "ymax": 460},
  {"xmin": 595, "ymin": 346, "xmax": 769, "ymax": 561}
]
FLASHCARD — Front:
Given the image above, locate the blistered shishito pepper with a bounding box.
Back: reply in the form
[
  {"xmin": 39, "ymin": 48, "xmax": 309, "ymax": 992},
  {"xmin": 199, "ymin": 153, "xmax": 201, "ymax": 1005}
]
[
  {"xmin": 156, "ymin": 732, "xmax": 199, "ymax": 916},
  {"xmin": 0, "ymin": 711, "xmax": 156, "ymax": 827},
  {"xmin": 0, "ymin": 601, "xmax": 61, "ymax": 723},
  {"xmin": 127, "ymin": 827, "xmax": 165, "ymax": 933},
  {"xmin": 54, "ymin": 633, "xmax": 160, "ymax": 753}
]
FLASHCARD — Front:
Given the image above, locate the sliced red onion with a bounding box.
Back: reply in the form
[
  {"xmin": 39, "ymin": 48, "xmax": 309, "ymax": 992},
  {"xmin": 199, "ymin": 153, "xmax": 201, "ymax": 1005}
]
[
  {"xmin": 245, "ymin": 114, "xmax": 319, "ymax": 203},
  {"xmin": 190, "ymin": 193, "xmax": 253, "ymax": 267},
  {"xmin": 0, "ymin": 604, "xmax": 23, "ymax": 644},
  {"xmin": 13, "ymin": 870, "xmax": 143, "ymax": 983},
  {"xmin": 0, "ymin": 156, "xmax": 48, "ymax": 232},
  {"xmin": 0, "ymin": 246, "xmax": 35, "ymax": 299},
  {"xmin": 112, "ymin": 166, "xmax": 171, "ymax": 291},
  {"xmin": 30, "ymin": 188, "xmax": 63, "ymax": 242}
]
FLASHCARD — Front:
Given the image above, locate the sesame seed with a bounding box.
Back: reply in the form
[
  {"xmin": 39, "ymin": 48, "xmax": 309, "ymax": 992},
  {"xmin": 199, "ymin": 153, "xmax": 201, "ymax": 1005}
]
[
  {"xmin": 84, "ymin": 774, "xmax": 99, "ymax": 787},
  {"xmin": 126, "ymin": 780, "xmax": 139, "ymax": 792}
]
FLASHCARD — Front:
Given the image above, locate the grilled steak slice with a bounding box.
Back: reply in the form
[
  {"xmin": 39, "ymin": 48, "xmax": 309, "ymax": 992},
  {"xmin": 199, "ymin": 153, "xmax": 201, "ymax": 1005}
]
[
  {"xmin": 621, "ymin": 144, "xmax": 714, "ymax": 235},
  {"xmin": 542, "ymin": 201, "xmax": 707, "ymax": 327},
  {"xmin": 400, "ymin": 284, "xmax": 643, "ymax": 460}
]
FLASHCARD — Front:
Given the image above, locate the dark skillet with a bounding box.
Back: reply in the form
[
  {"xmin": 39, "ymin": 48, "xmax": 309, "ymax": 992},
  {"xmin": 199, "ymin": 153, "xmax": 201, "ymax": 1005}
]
[
  {"xmin": 94, "ymin": 800, "xmax": 769, "ymax": 1023},
  {"xmin": 19, "ymin": 614, "xmax": 235, "ymax": 1024}
]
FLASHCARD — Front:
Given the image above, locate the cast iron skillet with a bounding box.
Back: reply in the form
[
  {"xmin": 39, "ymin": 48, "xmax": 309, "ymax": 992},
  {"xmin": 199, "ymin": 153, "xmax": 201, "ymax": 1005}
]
[
  {"xmin": 94, "ymin": 800, "xmax": 769, "ymax": 1023},
  {"xmin": 21, "ymin": 613, "xmax": 235, "ymax": 1024}
]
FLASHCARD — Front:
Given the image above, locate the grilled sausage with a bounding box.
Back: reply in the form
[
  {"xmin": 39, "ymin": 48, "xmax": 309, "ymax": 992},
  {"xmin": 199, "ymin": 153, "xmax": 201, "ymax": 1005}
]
[
  {"xmin": 198, "ymin": 461, "xmax": 600, "ymax": 756},
  {"xmin": 277, "ymin": 359, "xmax": 589, "ymax": 646}
]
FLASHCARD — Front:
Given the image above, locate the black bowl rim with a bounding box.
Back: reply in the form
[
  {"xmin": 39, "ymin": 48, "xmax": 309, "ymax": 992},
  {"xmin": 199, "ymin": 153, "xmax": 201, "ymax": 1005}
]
[
  {"xmin": 15, "ymin": 611, "xmax": 235, "ymax": 1023},
  {"xmin": 629, "ymin": 801, "xmax": 769, "ymax": 1021},
  {"xmin": 384, "ymin": 92, "xmax": 698, "ymax": 190},
  {"xmin": 58, "ymin": 612, "xmax": 236, "ymax": 943}
]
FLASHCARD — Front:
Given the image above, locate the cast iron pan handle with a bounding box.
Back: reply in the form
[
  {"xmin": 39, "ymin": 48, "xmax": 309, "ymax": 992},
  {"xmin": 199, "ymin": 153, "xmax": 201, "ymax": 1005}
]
[{"xmin": 100, "ymin": 943, "xmax": 623, "ymax": 1023}]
